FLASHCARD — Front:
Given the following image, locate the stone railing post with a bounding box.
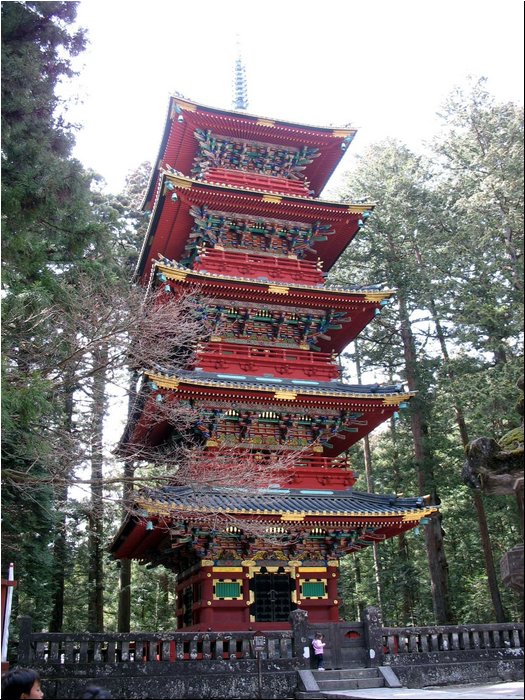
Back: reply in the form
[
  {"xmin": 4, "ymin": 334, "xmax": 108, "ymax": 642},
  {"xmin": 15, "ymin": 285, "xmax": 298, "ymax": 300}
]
[
  {"xmin": 17, "ymin": 616, "xmax": 33, "ymax": 665},
  {"xmin": 289, "ymin": 609, "xmax": 310, "ymax": 668},
  {"xmin": 362, "ymin": 606, "xmax": 384, "ymax": 667}
]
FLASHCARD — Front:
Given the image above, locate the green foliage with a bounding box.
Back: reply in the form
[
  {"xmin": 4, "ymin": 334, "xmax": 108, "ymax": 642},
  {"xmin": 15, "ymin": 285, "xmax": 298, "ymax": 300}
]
[
  {"xmin": 1, "ymin": 1, "xmax": 105, "ymax": 291},
  {"xmin": 128, "ymin": 566, "xmax": 176, "ymax": 632},
  {"xmin": 334, "ymin": 80, "xmax": 523, "ymax": 624},
  {"xmin": 2, "ymin": 34, "xmax": 523, "ymax": 636}
]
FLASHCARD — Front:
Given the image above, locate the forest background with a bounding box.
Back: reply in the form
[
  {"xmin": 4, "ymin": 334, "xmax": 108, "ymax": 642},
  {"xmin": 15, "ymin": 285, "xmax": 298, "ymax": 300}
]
[{"xmin": 1, "ymin": 1, "xmax": 523, "ymax": 644}]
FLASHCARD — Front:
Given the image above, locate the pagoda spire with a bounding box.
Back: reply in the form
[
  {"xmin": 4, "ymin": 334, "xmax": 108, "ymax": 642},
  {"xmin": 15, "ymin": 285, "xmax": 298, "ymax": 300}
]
[{"xmin": 232, "ymin": 36, "xmax": 248, "ymax": 111}]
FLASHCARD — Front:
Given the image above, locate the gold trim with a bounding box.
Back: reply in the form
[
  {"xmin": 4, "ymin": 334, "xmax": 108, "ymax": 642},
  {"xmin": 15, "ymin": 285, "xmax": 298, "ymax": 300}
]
[
  {"xmin": 212, "ymin": 567, "xmax": 243, "ymax": 573},
  {"xmin": 402, "ymin": 508, "xmax": 436, "ymax": 522},
  {"xmin": 262, "ymin": 194, "xmax": 282, "ymax": 203},
  {"xmin": 299, "ymin": 567, "xmax": 327, "ymax": 573},
  {"xmin": 274, "ymin": 390, "xmax": 297, "ymax": 400},
  {"xmin": 174, "ymin": 98, "xmax": 197, "ymax": 112},
  {"xmin": 267, "ymin": 285, "xmax": 289, "ymax": 295},
  {"xmin": 256, "ymin": 118, "xmax": 275, "ymax": 127},
  {"xmin": 164, "ymin": 174, "xmax": 193, "ymax": 190},
  {"xmin": 158, "ymin": 266, "xmax": 188, "ymax": 282},
  {"xmin": 327, "ymin": 560, "xmax": 339, "ymax": 568},
  {"xmin": 332, "ymin": 129, "xmax": 355, "ymax": 138},
  {"xmin": 201, "ymin": 560, "xmax": 214, "ymax": 567},
  {"xmin": 281, "ymin": 513, "xmax": 304, "ymax": 521},
  {"xmin": 147, "ymin": 375, "xmax": 179, "ymax": 390},
  {"xmin": 364, "ymin": 292, "xmax": 391, "ymax": 302},
  {"xmin": 382, "ymin": 394, "xmax": 412, "ymax": 405},
  {"xmin": 347, "ymin": 205, "xmax": 375, "ymax": 213}
]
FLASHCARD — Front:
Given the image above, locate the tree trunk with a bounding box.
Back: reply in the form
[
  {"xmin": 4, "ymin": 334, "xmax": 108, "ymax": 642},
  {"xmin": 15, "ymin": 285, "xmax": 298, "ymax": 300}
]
[
  {"xmin": 118, "ymin": 370, "xmax": 139, "ymax": 632},
  {"xmin": 117, "ymin": 460, "xmax": 135, "ymax": 632},
  {"xmin": 389, "ymin": 411, "xmax": 416, "ymax": 624},
  {"xmin": 353, "ymin": 340, "xmax": 384, "ymax": 614},
  {"xmin": 427, "ymin": 294, "xmax": 508, "ymax": 622},
  {"xmin": 118, "ymin": 559, "xmax": 132, "ymax": 633},
  {"xmin": 49, "ymin": 368, "xmax": 75, "ymax": 632},
  {"xmin": 87, "ymin": 343, "xmax": 108, "ymax": 633},
  {"xmin": 398, "ymin": 296, "xmax": 454, "ymax": 624},
  {"xmin": 397, "ymin": 532, "xmax": 415, "ymax": 623}
]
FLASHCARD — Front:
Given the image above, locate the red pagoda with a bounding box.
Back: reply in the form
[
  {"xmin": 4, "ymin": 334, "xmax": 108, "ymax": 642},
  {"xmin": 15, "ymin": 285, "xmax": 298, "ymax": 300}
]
[{"xmin": 110, "ymin": 95, "xmax": 437, "ymax": 631}]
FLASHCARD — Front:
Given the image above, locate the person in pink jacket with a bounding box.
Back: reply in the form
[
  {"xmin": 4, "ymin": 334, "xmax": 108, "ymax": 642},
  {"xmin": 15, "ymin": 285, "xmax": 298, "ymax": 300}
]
[{"xmin": 312, "ymin": 632, "xmax": 326, "ymax": 671}]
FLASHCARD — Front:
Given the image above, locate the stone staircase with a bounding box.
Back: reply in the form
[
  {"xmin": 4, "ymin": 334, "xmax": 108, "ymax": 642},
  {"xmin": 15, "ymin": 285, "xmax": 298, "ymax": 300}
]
[{"xmin": 296, "ymin": 666, "xmax": 400, "ymax": 698}]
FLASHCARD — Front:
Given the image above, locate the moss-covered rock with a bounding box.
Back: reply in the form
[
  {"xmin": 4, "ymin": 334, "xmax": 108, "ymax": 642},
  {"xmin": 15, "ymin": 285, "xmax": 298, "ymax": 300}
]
[{"xmin": 461, "ymin": 376, "xmax": 524, "ymax": 496}]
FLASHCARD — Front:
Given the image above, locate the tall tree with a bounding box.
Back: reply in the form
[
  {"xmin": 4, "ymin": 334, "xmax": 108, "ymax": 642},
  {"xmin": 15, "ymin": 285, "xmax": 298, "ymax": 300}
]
[
  {"xmin": 1, "ymin": 1, "xmax": 106, "ymax": 628},
  {"xmin": 336, "ymin": 141, "xmax": 455, "ymax": 623},
  {"xmin": 1, "ymin": 1, "xmax": 102, "ymax": 290},
  {"xmin": 335, "ymin": 81, "xmax": 523, "ymax": 623}
]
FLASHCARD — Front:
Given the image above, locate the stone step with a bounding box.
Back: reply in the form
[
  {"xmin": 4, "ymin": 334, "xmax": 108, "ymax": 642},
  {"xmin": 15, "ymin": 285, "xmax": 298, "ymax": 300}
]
[
  {"xmin": 316, "ymin": 677, "xmax": 384, "ymax": 691},
  {"xmin": 313, "ymin": 668, "xmax": 380, "ymax": 680},
  {"xmin": 296, "ymin": 667, "xmax": 389, "ymax": 699},
  {"xmin": 313, "ymin": 667, "xmax": 385, "ymax": 691}
]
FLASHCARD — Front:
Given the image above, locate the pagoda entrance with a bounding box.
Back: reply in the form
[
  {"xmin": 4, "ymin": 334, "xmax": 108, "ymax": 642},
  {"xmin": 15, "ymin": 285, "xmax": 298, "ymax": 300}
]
[{"xmin": 252, "ymin": 572, "xmax": 292, "ymax": 623}]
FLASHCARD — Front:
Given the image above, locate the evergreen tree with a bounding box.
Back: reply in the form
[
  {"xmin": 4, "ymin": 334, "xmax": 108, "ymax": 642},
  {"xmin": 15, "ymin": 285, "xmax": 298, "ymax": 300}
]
[
  {"xmin": 336, "ymin": 141, "xmax": 454, "ymax": 623},
  {"xmin": 335, "ymin": 81, "xmax": 523, "ymax": 624},
  {"xmin": 1, "ymin": 0, "xmax": 105, "ymax": 629}
]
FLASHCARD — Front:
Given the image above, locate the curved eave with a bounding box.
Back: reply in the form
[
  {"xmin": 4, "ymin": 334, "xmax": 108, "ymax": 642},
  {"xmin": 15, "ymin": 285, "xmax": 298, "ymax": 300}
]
[
  {"xmin": 137, "ymin": 173, "xmax": 375, "ymax": 281},
  {"xmin": 151, "ymin": 261, "xmax": 392, "ymax": 351},
  {"xmin": 127, "ymin": 484, "xmax": 437, "ymax": 527},
  {"xmin": 143, "ymin": 95, "xmax": 358, "ymax": 208},
  {"xmin": 118, "ymin": 371, "xmax": 413, "ymax": 456},
  {"xmin": 169, "ymin": 95, "xmax": 356, "ymax": 138},
  {"xmin": 109, "ymin": 484, "xmax": 437, "ymax": 559},
  {"xmin": 137, "ymin": 496, "xmax": 437, "ymax": 522},
  {"xmin": 164, "ymin": 171, "xmax": 372, "ymax": 211},
  {"xmin": 146, "ymin": 370, "xmax": 413, "ymax": 404},
  {"xmin": 156, "ymin": 261, "xmax": 392, "ymax": 302}
]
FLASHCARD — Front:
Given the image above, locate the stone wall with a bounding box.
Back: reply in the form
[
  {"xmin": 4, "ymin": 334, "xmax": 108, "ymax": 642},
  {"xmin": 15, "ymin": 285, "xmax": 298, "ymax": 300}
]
[{"xmin": 33, "ymin": 659, "xmax": 300, "ymax": 700}]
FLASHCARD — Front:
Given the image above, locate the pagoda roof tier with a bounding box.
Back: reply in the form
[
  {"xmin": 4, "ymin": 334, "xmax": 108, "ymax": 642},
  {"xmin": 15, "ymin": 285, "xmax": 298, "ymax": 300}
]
[
  {"xmin": 136, "ymin": 172, "xmax": 374, "ymax": 281},
  {"xmin": 150, "ymin": 261, "xmax": 393, "ymax": 352},
  {"xmin": 144, "ymin": 95, "xmax": 358, "ymax": 209},
  {"xmin": 120, "ymin": 370, "xmax": 413, "ymax": 457},
  {"xmin": 149, "ymin": 368, "xmax": 410, "ymax": 399},
  {"xmin": 109, "ymin": 485, "xmax": 437, "ymax": 561}
]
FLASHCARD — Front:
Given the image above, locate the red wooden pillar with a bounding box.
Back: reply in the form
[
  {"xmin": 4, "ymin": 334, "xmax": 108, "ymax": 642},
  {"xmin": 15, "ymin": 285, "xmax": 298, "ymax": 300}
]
[
  {"xmin": 200, "ymin": 562, "xmax": 215, "ymax": 628},
  {"xmin": 326, "ymin": 563, "xmax": 340, "ymax": 621}
]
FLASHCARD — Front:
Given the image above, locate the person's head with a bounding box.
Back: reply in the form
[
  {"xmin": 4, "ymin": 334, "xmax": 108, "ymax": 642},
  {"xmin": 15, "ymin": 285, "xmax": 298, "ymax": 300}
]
[
  {"xmin": 1, "ymin": 668, "xmax": 43, "ymax": 700},
  {"xmin": 81, "ymin": 685, "xmax": 112, "ymax": 699},
  {"xmin": 315, "ymin": 632, "xmax": 323, "ymax": 639}
]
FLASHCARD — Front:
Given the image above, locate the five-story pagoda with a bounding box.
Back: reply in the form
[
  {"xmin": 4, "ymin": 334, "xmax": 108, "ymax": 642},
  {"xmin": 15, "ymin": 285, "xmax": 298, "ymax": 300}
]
[{"xmin": 110, "ymin": 95, "xmax": 437, "ymax": 631}]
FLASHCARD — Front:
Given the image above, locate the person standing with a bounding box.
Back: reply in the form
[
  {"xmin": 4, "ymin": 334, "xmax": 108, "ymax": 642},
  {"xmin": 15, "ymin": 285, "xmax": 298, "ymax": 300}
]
[{"xmin": 312, "ymin": 632, "xmax": 326, "ymax": 671}]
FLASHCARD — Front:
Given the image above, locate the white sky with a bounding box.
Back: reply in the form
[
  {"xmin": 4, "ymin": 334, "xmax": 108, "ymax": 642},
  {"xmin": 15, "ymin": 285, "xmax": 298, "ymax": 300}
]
[{"xmin": 70, "ymin": 0, "xmax": 524, "ymax": 195}]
